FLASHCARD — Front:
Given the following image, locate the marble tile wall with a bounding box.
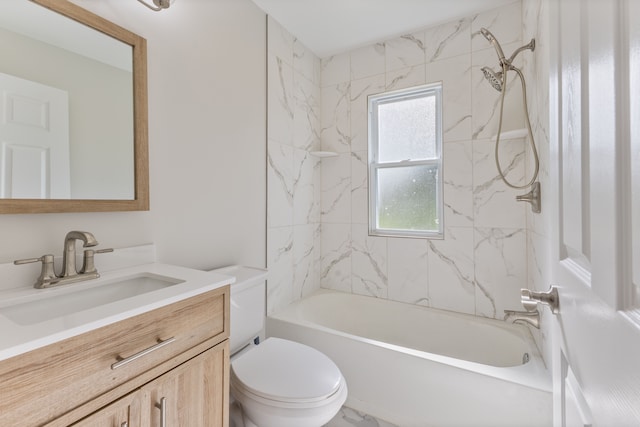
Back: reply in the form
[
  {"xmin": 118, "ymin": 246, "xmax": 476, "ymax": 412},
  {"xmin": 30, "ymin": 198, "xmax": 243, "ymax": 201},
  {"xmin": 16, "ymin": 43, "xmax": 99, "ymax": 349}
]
[
  {"xmin": 266, "ymin": 17, "xmax": 322, "ymax": 314},
  {"xmin": 266, "ymin": 2, "xmax": 549, "ymax": 335},
  {"xmin": 319, "ymin": 1, "xmax": 532, "ymax": 320},
  {"xmin": 523, "ymin": 0, "xmax": 552, "ymax": 364}
]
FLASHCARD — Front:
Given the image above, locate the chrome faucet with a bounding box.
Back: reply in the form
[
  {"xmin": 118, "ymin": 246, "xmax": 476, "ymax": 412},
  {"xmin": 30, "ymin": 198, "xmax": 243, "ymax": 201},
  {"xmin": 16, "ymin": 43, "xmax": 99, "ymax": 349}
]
[
  {"xmin": 503, "ymin": 286, "xmax": 561, "ymax": 329},
  {"xmin": 504, "ymin": 288, "xmax": 542, "ymax": 328},
  {"xmin": 504, "ymin": 309, "xmax": 540, "ymax": 329},
  {"xmin": 14, "ymin": 231, "xmax": 112, "ymax": 288},
  {"xmin": 61, "ymin": 231, "xmax": 98, "ymax": 277}
]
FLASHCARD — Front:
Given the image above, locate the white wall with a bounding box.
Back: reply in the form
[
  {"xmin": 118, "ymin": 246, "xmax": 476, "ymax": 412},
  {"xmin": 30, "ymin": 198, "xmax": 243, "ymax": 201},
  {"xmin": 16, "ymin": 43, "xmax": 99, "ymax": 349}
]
[{"xmin": 0, "ymin": 0, "xmax": 266, "ymax": 271}]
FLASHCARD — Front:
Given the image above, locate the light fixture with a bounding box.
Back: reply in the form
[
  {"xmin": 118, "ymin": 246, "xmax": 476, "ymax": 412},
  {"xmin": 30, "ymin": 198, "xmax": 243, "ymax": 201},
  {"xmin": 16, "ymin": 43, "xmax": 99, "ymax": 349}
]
[{"xmin": 137, "ymin": 0, "xmax": 174, "ymax": 11}]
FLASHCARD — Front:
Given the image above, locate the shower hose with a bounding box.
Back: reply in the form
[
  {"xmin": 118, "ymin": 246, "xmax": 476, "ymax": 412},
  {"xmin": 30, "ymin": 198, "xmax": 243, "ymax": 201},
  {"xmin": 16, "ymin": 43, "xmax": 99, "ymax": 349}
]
[{"xmin": 494, "ymin": 62, "xmax": 540, "ymax": 190}]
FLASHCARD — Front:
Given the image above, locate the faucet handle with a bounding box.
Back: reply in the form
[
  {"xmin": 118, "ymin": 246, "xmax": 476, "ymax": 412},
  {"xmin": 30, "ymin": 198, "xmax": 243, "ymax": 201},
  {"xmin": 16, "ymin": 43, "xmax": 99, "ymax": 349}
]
[
  {"xmin": 521, "ymin": 286, "xmax": 559, "ymax": 314},
  {"xmin": 14, "ymin": 256, "xmax": 47, "ymax": 265},
  {"xmin": 81, "ymin": 248, "xmax": 114, "ymax": 274},
  {"xmin": 14, "ymin": 254, "xmax": 59, "ymax": 288}
]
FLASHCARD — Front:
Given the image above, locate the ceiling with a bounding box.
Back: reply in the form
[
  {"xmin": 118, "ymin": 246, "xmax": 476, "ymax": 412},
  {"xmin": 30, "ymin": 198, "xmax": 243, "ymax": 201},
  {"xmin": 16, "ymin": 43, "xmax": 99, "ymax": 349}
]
[{"xmin": 250, "ymin": 0, "xmax": 516, "ymax": 58}]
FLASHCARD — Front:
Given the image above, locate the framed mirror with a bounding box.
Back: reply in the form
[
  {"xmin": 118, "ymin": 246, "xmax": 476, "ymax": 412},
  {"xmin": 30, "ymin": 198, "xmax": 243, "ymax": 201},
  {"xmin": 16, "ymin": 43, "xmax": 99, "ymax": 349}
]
[{"xmin": 0, "ymin": 0, "xmax": 149, "ymax": 213}]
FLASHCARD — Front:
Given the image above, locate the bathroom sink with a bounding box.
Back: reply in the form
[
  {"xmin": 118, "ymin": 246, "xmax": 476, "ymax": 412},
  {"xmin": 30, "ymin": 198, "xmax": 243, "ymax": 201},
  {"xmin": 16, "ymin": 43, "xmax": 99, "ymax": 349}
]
[
  {"xmin": 0, "ymin": 274, "xmax": 184, "ymax": 326},
  {"xmin": 0, "ymin": 254, "xmax": 235, "ymax": 362}
]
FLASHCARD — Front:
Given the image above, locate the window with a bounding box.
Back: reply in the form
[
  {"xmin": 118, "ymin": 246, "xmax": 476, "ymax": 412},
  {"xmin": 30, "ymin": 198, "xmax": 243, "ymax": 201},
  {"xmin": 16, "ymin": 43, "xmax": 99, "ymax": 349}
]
[{"xmin": 368, "ymin": 84, "xmax": 443, "ymax": 238}]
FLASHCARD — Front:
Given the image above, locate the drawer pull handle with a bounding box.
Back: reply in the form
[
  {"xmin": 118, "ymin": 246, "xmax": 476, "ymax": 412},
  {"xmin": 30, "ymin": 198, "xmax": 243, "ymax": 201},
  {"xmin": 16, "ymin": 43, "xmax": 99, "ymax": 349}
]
[
  {"xmin": 121, "ymin": 422, "xmax": 128, "ymax": 427},
  {"xmin": 156, "ymin": 397, "xmax": 167, "ymax": 427},
  {"xmin": 111, "ymin": 337, "xmax": 176, "ymax": 370}
]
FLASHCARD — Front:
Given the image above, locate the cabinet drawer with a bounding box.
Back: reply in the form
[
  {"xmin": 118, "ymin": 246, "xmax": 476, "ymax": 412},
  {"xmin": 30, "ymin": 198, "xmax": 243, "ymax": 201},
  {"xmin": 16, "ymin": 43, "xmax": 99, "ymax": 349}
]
[{"xmin": 0, "ymin": 286, "xmax": 229, "ymax": 427}]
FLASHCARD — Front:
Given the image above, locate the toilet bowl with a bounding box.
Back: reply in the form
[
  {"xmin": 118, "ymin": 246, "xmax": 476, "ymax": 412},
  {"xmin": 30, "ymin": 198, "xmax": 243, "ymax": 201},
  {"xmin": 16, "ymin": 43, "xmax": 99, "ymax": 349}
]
[
  {"xmin": 231, "ymin": 337, "xmax": 347, "ymax": 427},
  {"xmin": 209, "ymin": 265, "xmax": 347, "ymax": 427}
]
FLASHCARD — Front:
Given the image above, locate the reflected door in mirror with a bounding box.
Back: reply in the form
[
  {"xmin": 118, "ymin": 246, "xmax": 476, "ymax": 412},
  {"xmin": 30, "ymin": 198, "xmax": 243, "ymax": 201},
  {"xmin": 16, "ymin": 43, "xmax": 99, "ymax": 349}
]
[{"xmin": 0, "ymin": 72, "xmax": 71, "ymax": 199}]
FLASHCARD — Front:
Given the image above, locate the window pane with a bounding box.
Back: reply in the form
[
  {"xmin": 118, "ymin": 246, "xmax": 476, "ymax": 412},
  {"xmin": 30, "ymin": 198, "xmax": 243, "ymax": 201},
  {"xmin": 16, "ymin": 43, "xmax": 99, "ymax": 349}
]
[
  {"xmin": 378, "ymin": 95, "xmax": 436, "ymax": 162},
  {"xmin": 377, "ymin": 165, "xmax": 440, "ymax": 232}
]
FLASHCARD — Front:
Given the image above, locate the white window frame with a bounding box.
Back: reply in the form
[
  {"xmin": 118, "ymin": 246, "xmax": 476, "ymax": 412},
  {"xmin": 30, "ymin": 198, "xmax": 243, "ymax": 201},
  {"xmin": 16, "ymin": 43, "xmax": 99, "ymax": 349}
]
[{"xmin": 368, "ymin": 83, "xmax": 444, "ymax": 239}]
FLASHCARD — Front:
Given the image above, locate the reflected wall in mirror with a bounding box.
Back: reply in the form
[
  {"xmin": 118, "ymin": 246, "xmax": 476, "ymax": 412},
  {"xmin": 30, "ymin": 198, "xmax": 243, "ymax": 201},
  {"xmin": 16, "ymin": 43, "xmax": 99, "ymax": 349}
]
[{"xmin": 0, "ymin": 0, "xmax": 148, "ymax": 213}]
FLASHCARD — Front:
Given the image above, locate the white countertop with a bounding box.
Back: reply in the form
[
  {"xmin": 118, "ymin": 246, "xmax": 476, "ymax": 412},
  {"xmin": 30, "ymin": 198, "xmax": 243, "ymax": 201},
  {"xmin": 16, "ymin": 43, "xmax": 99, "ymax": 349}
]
[{"xmin": 0, "ymin": 257, "xmax": 234, "ymax": 362}]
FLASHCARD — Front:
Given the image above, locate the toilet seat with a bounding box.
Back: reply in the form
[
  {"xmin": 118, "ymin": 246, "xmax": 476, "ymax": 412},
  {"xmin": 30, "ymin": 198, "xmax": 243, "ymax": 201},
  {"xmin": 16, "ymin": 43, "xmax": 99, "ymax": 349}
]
[{"xmin": 231, "ymin": 337, "xmax": 344, "ymax": 406}]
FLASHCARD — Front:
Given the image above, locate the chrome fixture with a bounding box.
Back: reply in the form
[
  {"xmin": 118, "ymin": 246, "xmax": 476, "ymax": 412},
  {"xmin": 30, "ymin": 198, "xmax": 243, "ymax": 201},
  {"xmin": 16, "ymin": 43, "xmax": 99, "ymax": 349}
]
[
  {"xmin": 522, "ymin": 286, "xmax": 560, "ymax": 314},
  {"xmin": 137, "ymin": 0, "xmax": 174, "ymax": 11},
  {"xmin": 481, "ymin": 67, "xmax": 503, "ymax": 92},
  {"xmin": 14, "ymin": 231, "xmax": 113, "ymax": 289},
  {"xmin": 504, "ymin": 292, "xmax": 540, "ymax": 329},
  {"xmin": 504, "ymin": 309, "xmax": 540, "ymax": 329},
  {"xmin": 481, "ymin": 28, "xmax": 536, "ymax": 71},
  {"xmin": 61, "ymin": 231, "xmax": 98, "ymax": 278},
  {"xmin": 480, "ymin": 28, "xmax": 507, "ymax": 63},
  {"xmin": 516, "ymin": 181, "xmax": 541, "ymax": 213},
  {"xmin": 479, "ymin": 28, "xmax": 539, "ymax": 192},
  {"xmin": 111, "ymin": 337, "xmax": 176, "ymax": 370},
  {"xmin": 504, "ymin": 284, "xmax": 543, "ymax": 329},
  {"xmin": 14, "ymin": 254, "xmax": 57, "ymax": 288}
]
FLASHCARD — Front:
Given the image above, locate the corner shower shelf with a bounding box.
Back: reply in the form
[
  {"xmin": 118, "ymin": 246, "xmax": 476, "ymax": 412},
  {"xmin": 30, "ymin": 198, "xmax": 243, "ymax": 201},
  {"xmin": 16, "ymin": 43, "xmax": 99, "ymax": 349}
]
[
  {"xmin": 492, "ymin": 128, "xmax": 528, "ymax": 140},
  {"xmin": 310, "ymin": 151, "xmax": 338, "ymax": 158}
]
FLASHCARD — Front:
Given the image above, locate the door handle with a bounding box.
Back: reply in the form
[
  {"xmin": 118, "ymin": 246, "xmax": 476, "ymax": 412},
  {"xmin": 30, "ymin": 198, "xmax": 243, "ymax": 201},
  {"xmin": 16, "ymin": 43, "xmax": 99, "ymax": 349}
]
[{"xmin": 521, "ymin": 286, "xmax": 559, "ymax": 314}]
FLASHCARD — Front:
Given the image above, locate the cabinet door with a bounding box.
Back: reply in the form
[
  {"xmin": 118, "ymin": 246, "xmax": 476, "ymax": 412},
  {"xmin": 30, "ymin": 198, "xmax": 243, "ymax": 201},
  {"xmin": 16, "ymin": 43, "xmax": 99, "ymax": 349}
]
[
  {"xmin": 140, "ymin": 342, "xmax": 229, "ymax": 427},
  {"xmin": 71, "ymin": 392, "xmax": 140, "ymax": 427}
]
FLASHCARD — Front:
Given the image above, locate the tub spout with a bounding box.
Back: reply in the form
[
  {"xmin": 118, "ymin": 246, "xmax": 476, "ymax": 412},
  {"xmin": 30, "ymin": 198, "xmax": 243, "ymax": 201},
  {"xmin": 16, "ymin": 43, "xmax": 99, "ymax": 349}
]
[{"xmin": 504, "ymin": 309, "xmax": 540, "ymax": 329}]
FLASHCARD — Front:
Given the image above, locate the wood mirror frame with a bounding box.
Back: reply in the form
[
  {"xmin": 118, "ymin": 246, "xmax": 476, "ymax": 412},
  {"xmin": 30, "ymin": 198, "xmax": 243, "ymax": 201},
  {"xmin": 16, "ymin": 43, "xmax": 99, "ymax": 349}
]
[{"xmin": 0, "ymin": 0, "xmax": 149, "ymax": 214}]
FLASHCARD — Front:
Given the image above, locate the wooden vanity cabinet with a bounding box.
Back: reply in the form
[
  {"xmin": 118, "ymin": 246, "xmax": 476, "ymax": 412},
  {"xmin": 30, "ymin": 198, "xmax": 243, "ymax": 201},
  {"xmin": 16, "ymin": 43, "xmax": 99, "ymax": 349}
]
[
  {"xmin": 0, "ymin": 285, "xmax": 230, "ymax": 427},
  {"xmin": 139, "ymin": 342, "xmax": 228, "ymax": 427},
  {"xmin": 72, "ymin": 342, "xmax": 228, "ymax": 427},
  {"xmin": 72, "ymin": 392, "xmax": 141, "ymax": 427}
]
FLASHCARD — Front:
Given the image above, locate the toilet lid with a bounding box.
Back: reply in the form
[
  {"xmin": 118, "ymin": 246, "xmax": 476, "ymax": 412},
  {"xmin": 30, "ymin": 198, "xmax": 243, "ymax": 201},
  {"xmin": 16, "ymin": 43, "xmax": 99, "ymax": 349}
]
[{"xmin": 231, "ymin": 337, "xmax": 343, "ymax": 403}]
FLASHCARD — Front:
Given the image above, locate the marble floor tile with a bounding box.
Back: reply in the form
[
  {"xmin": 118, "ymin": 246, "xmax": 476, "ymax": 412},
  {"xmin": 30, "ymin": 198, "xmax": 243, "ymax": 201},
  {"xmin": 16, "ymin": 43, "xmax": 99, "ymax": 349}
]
[{"xmin": 325, "ymin": 407, "xmax": 398, "ymax": 427}]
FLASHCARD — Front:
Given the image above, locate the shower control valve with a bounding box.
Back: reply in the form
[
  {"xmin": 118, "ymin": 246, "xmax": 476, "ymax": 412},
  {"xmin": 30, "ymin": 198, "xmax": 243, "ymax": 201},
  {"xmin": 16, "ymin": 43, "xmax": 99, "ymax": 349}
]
[
  {"xmin": 521, "ymin": 286, "xmax": 559, "ymax": 314},
  {"xmin": 516, "ymin": 182, "xmax": 541, "ymax": 213}
]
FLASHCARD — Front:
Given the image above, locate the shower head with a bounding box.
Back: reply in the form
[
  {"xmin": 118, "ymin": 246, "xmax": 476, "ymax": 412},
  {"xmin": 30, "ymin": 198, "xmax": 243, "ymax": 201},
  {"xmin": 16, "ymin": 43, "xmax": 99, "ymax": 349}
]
[
  {"xmin": 481, "ymin": 66, "xmax": 504, "ymax": 92},
  {"xmin": 480, "ymin": 28, "xmax": 506, "ymax": 63}
]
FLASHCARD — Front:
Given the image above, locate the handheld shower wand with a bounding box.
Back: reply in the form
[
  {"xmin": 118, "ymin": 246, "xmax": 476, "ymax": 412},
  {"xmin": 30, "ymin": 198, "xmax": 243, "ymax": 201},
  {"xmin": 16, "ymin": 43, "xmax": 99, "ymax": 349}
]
[
  {"xmin": 479, "ymin": 27, "xmax": 539, "ymax": 196},
  {"xmin": 480, "ymin": 28, "xmax": 507, "ymax": 64}
]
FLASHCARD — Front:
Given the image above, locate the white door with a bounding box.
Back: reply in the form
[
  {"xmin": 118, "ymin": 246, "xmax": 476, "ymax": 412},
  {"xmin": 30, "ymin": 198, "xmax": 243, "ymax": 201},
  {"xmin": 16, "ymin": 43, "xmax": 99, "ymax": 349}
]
[
  {"xmin": 549, "ymin": 0, "xmax": 640, "ymax": 425},
  {"xmin": 0, "ymin": 72, "xmax": 70, "ymax": 198}
]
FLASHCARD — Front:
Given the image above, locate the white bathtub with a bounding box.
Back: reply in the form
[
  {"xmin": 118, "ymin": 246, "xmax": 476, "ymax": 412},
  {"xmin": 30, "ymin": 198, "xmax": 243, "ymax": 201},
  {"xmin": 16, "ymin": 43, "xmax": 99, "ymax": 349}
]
[{"xmin": 267, "ymin": 290, "xmax": 552, "ymax": 427}]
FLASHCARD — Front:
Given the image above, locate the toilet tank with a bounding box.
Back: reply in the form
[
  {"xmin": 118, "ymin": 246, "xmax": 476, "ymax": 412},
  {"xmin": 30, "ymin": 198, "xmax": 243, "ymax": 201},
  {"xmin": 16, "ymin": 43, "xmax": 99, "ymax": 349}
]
[{"xmin": 208, "ymin": 265, "xmax": 268, "ymax": 354}]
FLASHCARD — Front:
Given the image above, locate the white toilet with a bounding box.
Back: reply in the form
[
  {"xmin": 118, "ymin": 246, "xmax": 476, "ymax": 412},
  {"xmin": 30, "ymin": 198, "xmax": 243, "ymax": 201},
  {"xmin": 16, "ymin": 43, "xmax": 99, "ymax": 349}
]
[{"xmin": 211, "ymin": 265, "xmax": 347, "ymax": 427}]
